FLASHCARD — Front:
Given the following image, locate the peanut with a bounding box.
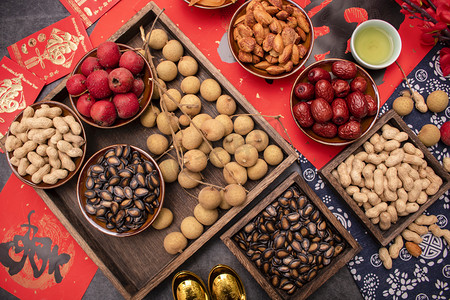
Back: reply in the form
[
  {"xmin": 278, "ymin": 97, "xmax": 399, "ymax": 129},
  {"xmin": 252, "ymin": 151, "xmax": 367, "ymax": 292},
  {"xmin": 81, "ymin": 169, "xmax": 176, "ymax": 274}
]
[
  {"xmin": 52, "ymin": 116, "xmax": 70, "ymax": 134},
  {"xmin": 402, "ymin": 229, "xmax": 423, "ymax": 244},
  {"xmin": 17, "ymin": 158, "xmax": 30, "ymax": 176},
  {"xmin": 31, "ymin": 128, "xmax": 56, "ymax": 144},
  {"xmin": 366, "ymin": 202, "xmax": 388, "ymax": 218},
  {"xmin": 379, "ymin": 247, "xmax": 392, "ymax": 269},
  {"xmin": 57, "ymin": 140, "xmax": 83, "ymax": 157},
  {"xmin": 416, "ymin": 191, "xmax": 428, "ymax": 205},
  {"xmin": 425, "ymin": 166, "xmax": 442, "ymax": 195},
  {"xmin": 43, "ymin": 169, "xmax": 68, "ymax": 184},
  {"xmin": 27, "ymin": 151, "xmax": 45, "ymax": 168},
  {"xmin": 415, "ymin": 214, "xmax": 438, "ymax": 225},
  {"xmin": 34, "ymin": 106, "xmax": 62, "ymax": 119},
  {"xmin": 385, "ymin": 148, "xmax": 405, "ymax": 167},
  {"xmin": 46, "ymin": 146, "xmax": 61, "ymax": 169},
  {"xmin": 36, "ymin": 144, "xmax": 49, "ymax": 157},
  {"xmin": 58, "ymin": 150, "xmax": 76, "ymax": 171},
  {"xmin": 350, "ymin": 158, "xmax": 365, "ymax": 186},
  {"xmin": 363, "ymin": 141, "xmax": 375, "ymax": 154},
  {"xmin": 353, "ymin": 192, "xmax": 368, "ymax": 203},
  {"xmin": 64, "ymin": 115, "xmax": 82, "ymax": 135},
  {"xmin": 337, "ymin": 162, "xmax": 351, "ymax": 188},
  {"xmin": 387, "ymin": 205, "xmax": 398, "ymax": 224},
  {"xmin": 397, "ymin": 163, "xmax": 414, "ymax": 191},
  {"xmin": 10, "ymin": 121, "xmax": 27, "ymax": 135},
  {"xmin": 31, "ymin": 164, "xmax": 51, "ymax": 184},
  {"xmin": 25, "ymin": 117, "xmax": 53, "ymax": 129},
  {"xmin": 373, "ymin": 169, "xmax": 384, "ymax": 195},
  {"xmin": 13, "ymin": 141, "xmax": 37, "ymax": 159},
  {"xmin": 429, "ymin": 224, "xmax": 450, "ymax": 246},
  {"xmin": 362, "ymin": 164, "xmax": 375, "ymax": 189},
  {"xmin": 379, "ymin": 211, "xmax": 392, "ymax": 230},
  {"xmin": 408, "ymin": 223, "xmax": 428, "ymax": 236},
  {"xmin": 5, "ymin": 135, "xmax": 23, "ymax": 152},
  {"xmin": 389, "ymin": 235, "xmax": 403, "ymax": 259},
  {"xmin": 26, "ymin": 164, "xmax": 39, "ymax": 175},
  {"xmin": 63, "ymin": 132, "xmax": 85, "ymax": 148},
  {"xmin": 443, "ymin": 157, "xmax": 450, "ymax": 172}
]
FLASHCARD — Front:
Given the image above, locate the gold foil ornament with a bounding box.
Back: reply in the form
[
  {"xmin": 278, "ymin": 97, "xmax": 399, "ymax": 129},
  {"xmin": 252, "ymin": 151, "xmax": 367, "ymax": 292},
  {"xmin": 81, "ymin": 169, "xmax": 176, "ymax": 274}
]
[
  {"xmin": 208, "ymin": 265, "xmax": 246, "ymax": 300},
  {"xmin": 172, "ymin": 270, "xmax": 209, "ymax": 300}
]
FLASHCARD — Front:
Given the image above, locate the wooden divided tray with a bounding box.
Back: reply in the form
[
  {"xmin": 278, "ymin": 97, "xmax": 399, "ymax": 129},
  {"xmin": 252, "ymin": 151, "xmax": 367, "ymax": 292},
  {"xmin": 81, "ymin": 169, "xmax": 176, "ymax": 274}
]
[
  {"xmin": 221, "ymin": 172, "xmax": 361, "ymax": 300},
  {"xmin": 30, "ymin": 2, "xmax": 298, "ymax": 299},
  {"xmin": 320, "ymin": 110, "xmax": 450, "ymax": 246}
]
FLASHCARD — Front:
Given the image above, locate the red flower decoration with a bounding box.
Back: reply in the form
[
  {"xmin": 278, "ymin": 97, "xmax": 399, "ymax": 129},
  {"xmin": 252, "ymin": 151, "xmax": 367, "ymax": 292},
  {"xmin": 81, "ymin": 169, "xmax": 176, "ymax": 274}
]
[{"xmin": 439, "ymin": 47, "xmax": 450, "ymax": 76}]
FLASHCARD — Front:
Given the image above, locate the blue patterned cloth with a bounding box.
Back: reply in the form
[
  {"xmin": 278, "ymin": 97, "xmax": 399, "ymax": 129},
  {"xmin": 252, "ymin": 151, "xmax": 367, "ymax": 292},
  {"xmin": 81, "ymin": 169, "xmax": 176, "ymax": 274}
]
[{"xmin": 297, "ymin": 43, "xmax": 450, "ymax": 299}]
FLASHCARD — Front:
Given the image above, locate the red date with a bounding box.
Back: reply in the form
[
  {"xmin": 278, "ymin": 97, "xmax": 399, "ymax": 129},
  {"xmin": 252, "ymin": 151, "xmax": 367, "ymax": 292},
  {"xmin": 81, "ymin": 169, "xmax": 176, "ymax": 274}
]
[
  {"xmin": 350, "ymin": 76, "xmax": 367, "ymax": 93},
  {"xmin": 310, "ymin": 98, "xmax": 333, "ymax": 123},
  {"xmin": 312, "ymin": 122, "xmax": 337, "ymax": 138},
  {"xmin": 331, "ymin": 98, "xmax": 349, "ymax": 125},
  {"xmin": 331, "ymin": 60, "xmax": 357, "ymax": 80},
  {"xmin": 315, "ymin": 79, "xmax": 334, "ymax": 103},
  {"xmin": 292, "ymin": 102, "xmax": 314, "ymax": 128},
  {"xmin": 307, "ymin": 67, "xmax": 331, "ymax": 83},
  {"xmin": 332, "ymin": 79, "xmax": 350, "ymax": 98},
  {"xmin": 294, "ymin": 82, "xmax": 315, "ymax": 101},
  {"xmin": 346, "ymin": 91, "xmax": 368, "ymax": 119},
  {"xmin": 365, "ymin": 94, "xmax": 378, "ymax": 116},
  {"xmin": 338, "ymin": 120, "xmax": 362, "ymax": 140}
]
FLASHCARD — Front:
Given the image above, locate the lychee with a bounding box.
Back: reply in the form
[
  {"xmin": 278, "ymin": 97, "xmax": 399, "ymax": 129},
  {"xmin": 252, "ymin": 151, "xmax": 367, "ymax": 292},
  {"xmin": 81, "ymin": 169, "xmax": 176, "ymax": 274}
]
[
  {"xmin": 80, "ymin": 57, "xmax": 102, "ymax": 77},
  {"xmin": 97, "ymin": 41, "xmax": 120, "ymax": 68},
  {"xmin": 131, "ymin": 78, "xmax": 145, "ymax": 97},
  {"xmin": 66, "ymin": 74, "xmax": 87, "ymax": 96},
  {"xmin": 113, "ymin": 92, "xmax": 140, "ymax": 119},
  {"xmin": 119, "ymin": 50, "xmax": 145, "ymax": 75},
  {"xmin": 108, "ymin": 67, "xmax": 134, "ymax": 94},
  {"xmin": 90, "ymin": 100, "xmax": 117, "ymax": 126},
  {"xmin": 86, "ymin": 70, "xmax": 112, "ymax": 99},
  {"xmin": 76, "ymin": 93, "xmax": 96, "ymax": 118}
]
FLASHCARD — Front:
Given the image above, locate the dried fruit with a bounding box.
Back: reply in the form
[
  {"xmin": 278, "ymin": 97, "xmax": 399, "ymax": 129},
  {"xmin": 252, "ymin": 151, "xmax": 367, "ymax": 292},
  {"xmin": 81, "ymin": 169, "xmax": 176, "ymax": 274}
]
[
  {"xmin": 307, "ymin": 67, "xmax": 331, "ymax": 83},
  {"xmin": 312, "ymin": 122, "xmax": 337, "ymax": 138},
  {"xmin": 365, "ymin": 94, "xmax": 378, "ymax": 116},
  {"xmin": 331, "ymin": 98, "xmax": 349, "ymax": 125},
  {"xmin": 293, "ymin": 82, "xmax": 315, "ymax": 101},
  {"xmin": 350, "ymin": 76, "xmax": 367, "ymax": 93},
  {"xmin": 310, "ymin": 98, "xmax": 333, "ymax": 123},
  {"xmin": 331, "ymin": 60, "xmax": 357, "ymax": 80},
  {"xmin": 338, "ymin": 120, "xmax": 361, "ymax": 140},
  {"xmin": 331, "ymin": 79, "xmax": 350, "ymax": 98},
  {"xmin": 315, "ymin": 79, "xmax": 334, "ymax": 103},
  {"xmin": 292, "ymin": 102, "xmax": 314, "ymax": 128},
  {"xmin": 405, "ymin": 241, "xmax": 422, "ymax": 257},
  {"xmin": 346, "ymin": 91, "xmax": 368, "ymax": 119}
]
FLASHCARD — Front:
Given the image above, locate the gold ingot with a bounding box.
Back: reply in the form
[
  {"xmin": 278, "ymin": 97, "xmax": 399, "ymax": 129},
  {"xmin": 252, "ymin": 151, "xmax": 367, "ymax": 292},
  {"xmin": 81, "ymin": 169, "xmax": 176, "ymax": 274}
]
[
  {"xmin": 208, "ymin": 264, "xmax": 246, "ymax": 300},
  {"xmin": 172, "ymin": 270, "xmax": 209, "ymax": 300}
]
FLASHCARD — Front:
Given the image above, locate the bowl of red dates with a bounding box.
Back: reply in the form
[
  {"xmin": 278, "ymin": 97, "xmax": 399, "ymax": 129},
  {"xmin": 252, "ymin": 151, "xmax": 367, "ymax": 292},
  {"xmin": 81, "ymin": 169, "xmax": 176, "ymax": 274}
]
[{"xmin": 290, "ymin": 58, "xmax": 379, "ymax": 146}]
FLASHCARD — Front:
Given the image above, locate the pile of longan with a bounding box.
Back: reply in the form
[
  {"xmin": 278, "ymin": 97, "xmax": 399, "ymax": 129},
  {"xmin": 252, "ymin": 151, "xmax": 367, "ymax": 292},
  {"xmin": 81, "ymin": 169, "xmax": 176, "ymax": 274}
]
[{"xmin": 140, "ymin": 28, "xmax": 285, "ymax": 255}]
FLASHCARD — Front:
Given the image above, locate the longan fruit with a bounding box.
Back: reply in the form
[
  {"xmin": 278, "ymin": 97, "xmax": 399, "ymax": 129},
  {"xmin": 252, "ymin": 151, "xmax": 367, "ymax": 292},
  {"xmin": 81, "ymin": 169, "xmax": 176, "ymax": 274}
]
[
  {"xmin": 209, "ymin": 147, "xmax": 231, "ymax": 168},
  {"xmin": 156, "ymin": 60, "xmax": 178, "ymax": 82},
  {"xmin": 200, "ymin": 78, "xmax": 221, "ymax": 102},
  {"xmin": 184, "ymin": 149, "xmax": 208, "ymax": 172},
  {"xmin": 192, "ymin": 113, "xmax": 212, "ymax": 128},
  {"xmin": 178, "ymin": 56, "xmax": 198, "ymax": 76},
  {"xmin": 179, "ymin": 114, "xmax": 191, "ymax": 127},
  {"xmin": 427, "ymin": 90, "xmax": 449, "ymax": 113},
  {"xmin": 223, "ymin": 184, "xmax": 247, "ymax": 207},
  {"xmin": 180, "ymin": 94, "xmax": 202, "ymax": 116},
  {"xmin": 147, "ymin": 133, "xmax": 169, "ymax": 155},
  {"xmin": 234, "ymin": 115, "xmax": 254, "ymax": 135},
  {"xmin": 393, "ymin": 96, "xmax": 414, "ymax": 116},
  {"xmin": 246, "ymin": 130, "xmax": 269, "ymax": 152},
  {"xmin": 223, "ymin": 162, "xmax": 247, "ymax": 185},
  {"xmin": 247, "ymin": 158, "xmax": 268, "ymax": 181},
  {"xmin": 152, "ymin": 207, "xmax": 173, "ymax": 229},
  {"xmin": 151, "ymin": 79, "xmax": 166, "ymax": 100},
  {"xmin": 264, "ymin": 145, "xmax": 283, "ymax": 166},
  {"xmin": 156, "ymin": 112, "xmax": 179, "ymax": 135},
  {"xmin": 223, "ymin": 133, "xmax": 245, "ymax": 154},
  {"xmin": 164, "ymin": 231, "xmax": 187, "ymax": 255},
  {"xmin": 162, "ymin": 40, "xmax": 184, "ymax": 62},
  {"xmin": 219, "ymin": 190, "xmax": 232, "ymax": 210},
  {"xmin": 234, "ymin": 144, "xmax": 258, "ymax": 167},
  {"xmin": 181, "ymin": 76, "xmax": 201, "ymax": 94},
  {"xmin": 216, "ymin": 95, "xmax": 236, "ymax": 115},
  {"xmin": 159, "ymin": 159, "xmax": 180, "ymax": 183},
  {"xmin": 198, "ymin": 140, "xmax": 212, "ymax": 155},
  {"xmin": 198, "ymin": 186, "xmax": 222, "ymax": 210},
  {"xmin": 161, "ymin": 88, "xmax": 181, "ymax": 111},
  {"xmin": 194, "ymin": 204, "xmax": 219, "ymax": 226},
  {"xmin": 418, "ymin": 124, "xmax": 441, "ymax": 146},
  {"xmin": 178, "ymin": 169, "xmax": 202, "ymax": 189},
  {"xmin": 140, "ymin": 105, "xmax": 160, "ymax": 128},
  {"xmin": 148, "ymin": 29, "xmax": 168, "ymax": 50},
  {"xmin": 182, "ymin": 126, "xmax": 203, "ymax": 150},
  {"xmin": 201, "ymin": 119, "xmax": 225, "ymax": 141},
  {"xmin": 215, "ymin": 114, "xmax": 234, "ymax": 136},
  {"xmin": 180, "ymin": 216, "xmax": 203, "ymax": 239}
]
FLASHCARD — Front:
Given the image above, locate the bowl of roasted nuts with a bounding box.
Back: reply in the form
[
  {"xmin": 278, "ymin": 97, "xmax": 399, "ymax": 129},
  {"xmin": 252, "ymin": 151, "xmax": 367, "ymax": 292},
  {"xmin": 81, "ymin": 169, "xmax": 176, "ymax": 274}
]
[
  {"xmin": 5, "ymin": 101, "xmax": 86, "ymax": 189},
  {"xmin": 77, "ymin": 144, "xmax": 165, "ymax": 237},
  {"xmin": 228, "ymin": 0, "xmax": 314, "ymax": 79},
  {"xmin": 290, "ymin": 58, "xmax": 380, "ymax": 146},
  {"xmin": 183, "ymin": 0, "xmax": 238, "ymax": 9}
]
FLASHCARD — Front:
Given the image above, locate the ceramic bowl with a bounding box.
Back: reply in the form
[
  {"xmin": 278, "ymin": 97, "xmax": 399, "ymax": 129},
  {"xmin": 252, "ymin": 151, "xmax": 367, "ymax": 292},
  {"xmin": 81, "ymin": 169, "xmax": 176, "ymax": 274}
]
[
  {"xmin": 290, "ymin": 58, "xmax": 380, "ymax": 146},
  {"xmin": 350, "ymin": 19, "xmax": 402, "ymax": 70},
  {"xmin": 228, "ymin": 0, "xmax": 314, "ymax": 80},
  {"xmin": 77, "ymin": 144, "xmax": 165, "ymax": 237},
  {"xmin": 68, "ymin": 43, "xmax": 153, "ymax": 129},
  {"xmin": 5, "ymin": 101, "xmax": 87, "ymax": 189}
]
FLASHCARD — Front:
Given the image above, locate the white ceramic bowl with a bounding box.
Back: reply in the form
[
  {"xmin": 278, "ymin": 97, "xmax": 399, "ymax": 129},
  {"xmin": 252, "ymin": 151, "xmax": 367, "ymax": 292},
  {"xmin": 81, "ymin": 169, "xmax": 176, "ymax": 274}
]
[{"xmin": 350, "ymin": 19, "xmax": 402, "ymax": 70}]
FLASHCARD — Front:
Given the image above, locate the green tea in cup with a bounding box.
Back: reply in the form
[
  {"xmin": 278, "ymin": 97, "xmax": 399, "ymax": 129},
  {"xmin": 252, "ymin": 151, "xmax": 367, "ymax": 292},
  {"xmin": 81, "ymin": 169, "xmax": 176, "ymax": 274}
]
[{"xmin": 353, "ymin": 27, "xmax": 394, "ymax": 65}]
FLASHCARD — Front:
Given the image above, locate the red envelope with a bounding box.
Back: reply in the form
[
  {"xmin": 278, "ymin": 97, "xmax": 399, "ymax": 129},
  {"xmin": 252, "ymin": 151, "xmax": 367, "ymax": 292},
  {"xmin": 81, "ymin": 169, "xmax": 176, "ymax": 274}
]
[
  {"xmin": 0, "ymin": 175, "xmax": 98, "ymax": 300},
  {"xmin": 0, "ymin": 57, "xmax": 45, "ymax": 140},
  {"xmin": 7, "ymin": 16, "xmax": 93, "ymax": 84},
  {"xmin": 59, "ymin": 0, "xmax": 121, "ymax": 28}
]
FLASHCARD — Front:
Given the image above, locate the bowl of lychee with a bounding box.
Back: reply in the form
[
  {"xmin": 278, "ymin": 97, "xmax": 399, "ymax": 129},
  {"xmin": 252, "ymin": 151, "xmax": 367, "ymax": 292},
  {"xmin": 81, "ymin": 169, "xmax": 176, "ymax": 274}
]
[
  {"xmin": 290, "ymin": 58, "xmax": 380, "ymax": 146},
  {"xmin": 67, "ymin": 41, "xmax": 153, "ymax": 129}
]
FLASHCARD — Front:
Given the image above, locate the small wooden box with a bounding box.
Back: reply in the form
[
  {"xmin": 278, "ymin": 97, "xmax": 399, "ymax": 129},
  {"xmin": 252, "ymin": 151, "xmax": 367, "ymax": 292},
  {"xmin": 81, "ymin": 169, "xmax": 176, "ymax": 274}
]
[
  {"xmin": 320, "ymin": 110, "xmax": 450, "ymax": 246},
  {"xmin": 221, "ymin": 172, "xmax": 361, "ymax": 300}
]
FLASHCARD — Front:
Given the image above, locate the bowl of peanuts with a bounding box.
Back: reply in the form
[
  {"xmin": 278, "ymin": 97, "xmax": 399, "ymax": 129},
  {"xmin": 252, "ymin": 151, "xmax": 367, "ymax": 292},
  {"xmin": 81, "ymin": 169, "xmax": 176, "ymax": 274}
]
[
  {"xmin": 228, "ymin": 0, "xmax": 314, "ymax": 79},
  {"xmin": 4, "ymin": 101, "xmax": 87, "ymax": 189}
]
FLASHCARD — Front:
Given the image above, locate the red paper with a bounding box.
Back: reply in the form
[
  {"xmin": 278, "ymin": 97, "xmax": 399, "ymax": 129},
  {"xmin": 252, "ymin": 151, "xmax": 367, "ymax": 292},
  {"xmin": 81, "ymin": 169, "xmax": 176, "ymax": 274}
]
[
  {"xmin": 59, "ymin": 0, "xmax": 121, "ymax": 28},
  {"xmin": 0, "ymin": 57, "xmax": 45, "ymax": 139},
  {"xmin": 7, "ymin": 16, "xmax": 93, "ymax": 84},
  {"xmin": 0, "ymin": 175, "xmax": 98, "ymax": 299},
  {"xmin": 89, "ymin": 0, "xmax": 432, "ymax": 169}
]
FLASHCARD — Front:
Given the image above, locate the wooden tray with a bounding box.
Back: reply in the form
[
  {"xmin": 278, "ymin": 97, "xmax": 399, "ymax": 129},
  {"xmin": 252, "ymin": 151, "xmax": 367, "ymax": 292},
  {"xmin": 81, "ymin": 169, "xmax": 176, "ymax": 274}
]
[
  {"xmin": 27, "ymin": 2, "xmax": 298, "ymax": 299},
  {"xmin": 221, "ymin": 172, "xmax": 361, "ymax": 300},
  {"xmin": 320, "ymin": 109, "xmax": 450, "ymax": 246}
]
